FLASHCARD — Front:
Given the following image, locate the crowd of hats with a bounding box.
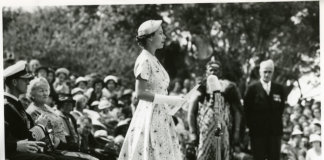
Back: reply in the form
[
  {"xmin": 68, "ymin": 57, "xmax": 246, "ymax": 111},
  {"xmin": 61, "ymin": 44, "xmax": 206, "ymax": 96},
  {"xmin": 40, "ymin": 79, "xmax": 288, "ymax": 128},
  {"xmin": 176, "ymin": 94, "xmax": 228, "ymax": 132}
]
[{"xmin": 280, "ymin": 98, "xmax": 321, "ymax": 159}]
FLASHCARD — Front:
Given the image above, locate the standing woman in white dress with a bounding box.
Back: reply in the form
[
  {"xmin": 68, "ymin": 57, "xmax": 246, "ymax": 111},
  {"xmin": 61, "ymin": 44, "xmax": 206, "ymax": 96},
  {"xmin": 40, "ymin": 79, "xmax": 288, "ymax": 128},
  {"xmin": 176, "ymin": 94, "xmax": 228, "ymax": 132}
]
[{"xmin": 118, "ymin": 20, "xmax": 184, "ymax": 160}]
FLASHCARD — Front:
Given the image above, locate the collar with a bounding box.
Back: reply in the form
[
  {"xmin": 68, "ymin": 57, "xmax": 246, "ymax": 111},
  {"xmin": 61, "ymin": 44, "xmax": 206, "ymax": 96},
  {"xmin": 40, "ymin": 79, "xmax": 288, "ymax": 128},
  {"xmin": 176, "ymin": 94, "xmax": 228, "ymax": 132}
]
[
  {"xmin": 142, "ymin": 49, "xmax": 155, "ymax": 57},
  {"xmin": 260, "ymin": 79, "xmax": 271, "ymax": 86},
  {"xmin": 142, "ymin": 49, "xmax": 158, "ymax": 62},
  {"xmin": 4, "ymin": 92, "xmax": 19, "ymax": 101}
]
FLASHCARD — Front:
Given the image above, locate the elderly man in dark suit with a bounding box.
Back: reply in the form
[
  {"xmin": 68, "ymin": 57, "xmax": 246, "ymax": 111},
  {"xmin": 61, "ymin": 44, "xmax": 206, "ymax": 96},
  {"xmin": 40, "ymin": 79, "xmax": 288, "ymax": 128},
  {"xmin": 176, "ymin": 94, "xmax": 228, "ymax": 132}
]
[{"xmin": 244, "ymin": 59, "xmax": 286, "ymax": 160}]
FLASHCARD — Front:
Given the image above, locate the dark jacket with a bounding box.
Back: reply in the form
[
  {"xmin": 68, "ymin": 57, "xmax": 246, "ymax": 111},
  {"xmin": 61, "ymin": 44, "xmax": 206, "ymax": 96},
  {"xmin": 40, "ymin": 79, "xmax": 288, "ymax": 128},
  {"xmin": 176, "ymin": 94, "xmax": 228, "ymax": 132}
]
[
  {"xmin": 4, "ymin": 95, "xmax": 35, "ymax": 157},
  {"xmin": 244, "ymin": 81, "xmax": 286, "ymax": 136}
]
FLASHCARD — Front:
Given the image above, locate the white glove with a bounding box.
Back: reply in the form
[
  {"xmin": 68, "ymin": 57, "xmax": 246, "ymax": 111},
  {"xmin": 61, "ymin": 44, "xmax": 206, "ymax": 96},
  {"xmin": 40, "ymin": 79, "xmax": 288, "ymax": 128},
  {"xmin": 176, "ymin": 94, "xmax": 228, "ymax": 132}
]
[
  {"xmin": 153, "ymin": 94, "xmax": 184, "ymax": 106},
  {"xmin": 153, "ymin": 94, "xmax": 185, "ymax": 115}
]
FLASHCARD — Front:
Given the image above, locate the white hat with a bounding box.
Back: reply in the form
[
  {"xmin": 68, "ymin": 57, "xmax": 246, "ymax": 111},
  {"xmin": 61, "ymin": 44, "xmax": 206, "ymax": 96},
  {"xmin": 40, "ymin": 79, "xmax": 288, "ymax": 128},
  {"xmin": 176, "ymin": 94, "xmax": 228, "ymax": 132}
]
[
  {"xmin": 137, "ymin": 20, "xmax": 163, "ymax": 36},
  {"xmin": 71, "ymin": 87, "xmax": 84, "ymax": 96},
  {"xmin": 122, "ymin": 89, "xmax": 133, "ymax": 96},
  {"xmin": 309, "ymin": 134, "xmax": 321, "ymax": 143},
  {"xmin": 114, "ymin": 135, "xmax": 125, "ymax": 144},
  {"xmin": 94, "ymin": 129, "xmax": 108, "ymax": 138},
  {"xmin": 4, "ymin": 61, "xmax": 33, "ymax": 79},
  {"xmin": 260, "ymin": 59, "xmax": 274, "ymax": 71},
  {"xmin": 94, "ymin": 130, "xmax": 114, "ymax": 142},
  {"xmin": 75, "ymin": 76, "xmax": 87, "ymax": 84},
  {"xmin": 98, "ymin": 99, "xmax": 112, "ymax": 110},
  {"xmin": 104, "ymin": 75, "xmax": 118, "ymax": 84},
  {"xmin": 291, "ymin": 129, "xmax": 303, "ymax": 136},
  {"xmin": 55, "ymin": 68, "xmax": 70, "ymax": 76},
  {"xmin": 90, "ymin": 101, "xmax": 100, "ymax": 107}
]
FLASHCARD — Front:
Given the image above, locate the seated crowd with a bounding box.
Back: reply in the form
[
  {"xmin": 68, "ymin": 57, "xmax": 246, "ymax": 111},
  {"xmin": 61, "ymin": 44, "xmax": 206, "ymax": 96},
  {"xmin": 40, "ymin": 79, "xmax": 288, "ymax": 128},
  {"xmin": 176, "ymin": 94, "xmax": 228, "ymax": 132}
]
[{"xmin": 4, "ymin": 58, "xmax": 321, "ymax": 160}]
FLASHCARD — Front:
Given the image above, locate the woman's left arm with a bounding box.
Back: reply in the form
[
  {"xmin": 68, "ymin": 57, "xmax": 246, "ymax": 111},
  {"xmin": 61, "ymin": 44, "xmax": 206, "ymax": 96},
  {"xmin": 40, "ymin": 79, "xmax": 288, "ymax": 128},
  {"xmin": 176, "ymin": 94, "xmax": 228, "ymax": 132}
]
[{"xmin": 135, "ymin": 78, "xmax": 155, "ymax": 102}]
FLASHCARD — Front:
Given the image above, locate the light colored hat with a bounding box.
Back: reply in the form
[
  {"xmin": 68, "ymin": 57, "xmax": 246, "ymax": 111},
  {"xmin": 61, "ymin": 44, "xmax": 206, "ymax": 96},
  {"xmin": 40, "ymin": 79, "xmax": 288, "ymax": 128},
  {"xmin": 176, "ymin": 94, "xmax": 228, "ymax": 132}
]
[
  {"xmin": 309, "ymin": 134, "xmax": 321, "ymax": 143},
  {"xmin": 94, "ymin": 130, "xmax": 108, "ymax": 138},
  {"xmin": 55, "ymin": 68, "xmax": 70, "ymax": 76},
  {"xmin": 114, "ymin": 135, "xmax": 125, "ymax": 144},
  {"xmin": 122, "ymin": 89, "xmax": 133, "ymax": 96},
  {"xmin": 94, "ymin": 130, "xmax": 113, "ymax": 142},
  {"xmin": 75, "ymin": 76, "xmax": 87, "ymax": 84},
  {"xmin": 104, "ymin": 75, "xmax": 118, "ymax": 84},
  {"xmin": 137, "ymin": 20, "xmax": 163, "ymax": 36},
  {"xmin": 260, "ymin": 59, "xmax": 274, "ymax": 71},
  {"xmin": 71, "ymin": 87, "xmax": 84, "ymax": 96},
  {"xmin": 90, "ymin": 101, "xmax": 100, "ymax": 107},
  {"xmin": 4, "ymin": 61, "xmax": 33, "ymax": 79},
  {"xmin": 291, "ymin": 129, "xmax": 303, "ymax": 136},
  {"xmin": 98, "ymin": 99, "xmax": 112, "ymax": 110}
]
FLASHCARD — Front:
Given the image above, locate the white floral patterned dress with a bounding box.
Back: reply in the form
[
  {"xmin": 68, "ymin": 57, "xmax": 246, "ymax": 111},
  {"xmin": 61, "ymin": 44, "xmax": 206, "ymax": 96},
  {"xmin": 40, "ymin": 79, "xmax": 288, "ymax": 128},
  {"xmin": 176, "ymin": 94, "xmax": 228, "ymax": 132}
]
[{"xmin": 118, "ymin": 50, "xmax": 182, "ymax": 160}]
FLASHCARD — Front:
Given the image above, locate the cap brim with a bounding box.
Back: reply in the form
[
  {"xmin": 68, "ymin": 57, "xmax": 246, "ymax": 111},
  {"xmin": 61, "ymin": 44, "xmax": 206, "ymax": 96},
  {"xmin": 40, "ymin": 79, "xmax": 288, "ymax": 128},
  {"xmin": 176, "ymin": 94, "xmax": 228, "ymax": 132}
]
[{"xmin": 19, "ymin": 74, "xmax": 34, "ymax": 79}]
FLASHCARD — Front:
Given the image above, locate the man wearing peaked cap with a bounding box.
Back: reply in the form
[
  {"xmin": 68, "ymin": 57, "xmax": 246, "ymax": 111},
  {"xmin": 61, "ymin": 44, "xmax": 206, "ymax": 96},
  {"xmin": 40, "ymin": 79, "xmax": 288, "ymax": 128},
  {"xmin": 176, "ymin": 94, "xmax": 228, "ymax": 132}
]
[
  {"xmin": 3, "ymin": 61, "xmax": 56, "ymax": 160},
  {"xmin": 244, "ymin": 59, "xmax": 286, "ymax": 160},
  {"xmin": 4, "ymin": 61, "xmax": 33, "ymax": 80}
]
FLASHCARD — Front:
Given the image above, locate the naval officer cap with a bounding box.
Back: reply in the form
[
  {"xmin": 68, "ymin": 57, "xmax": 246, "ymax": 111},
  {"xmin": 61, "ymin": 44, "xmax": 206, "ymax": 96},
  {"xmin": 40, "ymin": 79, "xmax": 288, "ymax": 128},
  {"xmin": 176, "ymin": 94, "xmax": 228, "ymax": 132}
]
[{"xmin": 4, "ymin": 61, "xmax": 33, "ymax": 80}]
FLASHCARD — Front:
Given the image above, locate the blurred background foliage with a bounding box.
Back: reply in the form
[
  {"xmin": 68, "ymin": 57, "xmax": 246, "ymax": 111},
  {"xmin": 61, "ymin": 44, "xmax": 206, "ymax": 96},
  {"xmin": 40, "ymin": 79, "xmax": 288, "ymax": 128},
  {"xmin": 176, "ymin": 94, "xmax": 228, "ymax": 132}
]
[{"xmin": 2, "ymin": 2, "xmax": 319, "ymax": 91}]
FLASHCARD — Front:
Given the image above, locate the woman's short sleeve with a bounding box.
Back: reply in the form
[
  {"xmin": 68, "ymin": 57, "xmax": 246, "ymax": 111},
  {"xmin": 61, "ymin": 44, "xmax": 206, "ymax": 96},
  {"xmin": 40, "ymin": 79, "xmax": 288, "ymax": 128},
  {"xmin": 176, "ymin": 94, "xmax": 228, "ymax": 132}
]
[{"xmin": 134, "ymin": 58, "xmax": 151, "ymax": 80}]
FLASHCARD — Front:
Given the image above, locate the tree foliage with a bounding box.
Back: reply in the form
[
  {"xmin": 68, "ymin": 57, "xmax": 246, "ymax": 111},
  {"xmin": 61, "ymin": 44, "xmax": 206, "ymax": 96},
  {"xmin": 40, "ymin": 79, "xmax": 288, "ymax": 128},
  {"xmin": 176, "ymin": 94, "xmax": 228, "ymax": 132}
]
[{"xmin": 3, "ymin": 2, "xmax": 319, "ymax": 89}]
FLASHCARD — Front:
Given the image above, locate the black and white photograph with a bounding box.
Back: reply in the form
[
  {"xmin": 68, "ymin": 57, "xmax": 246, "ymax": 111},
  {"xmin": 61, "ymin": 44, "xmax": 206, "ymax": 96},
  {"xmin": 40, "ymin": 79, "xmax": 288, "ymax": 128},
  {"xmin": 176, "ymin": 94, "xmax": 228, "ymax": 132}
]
[{"xmin": 1, "ymin": 0, "xmax": 321, "ymax": 160}]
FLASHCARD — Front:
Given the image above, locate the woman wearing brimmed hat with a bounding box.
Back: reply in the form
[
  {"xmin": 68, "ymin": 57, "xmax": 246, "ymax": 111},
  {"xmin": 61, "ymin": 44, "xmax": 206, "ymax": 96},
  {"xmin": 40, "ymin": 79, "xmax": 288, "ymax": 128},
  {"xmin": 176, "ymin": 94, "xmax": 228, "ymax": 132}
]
[
  {"xmin": 53, "ymin": 68, "xmax": 71, "ymax": 95},
  {"xmin": 305, "ymin": 134, "xmax": 321, "ymax": 160},
  {"xmin": 118, "ymin": 20, "xmax": 184, "ymax": 160},
  {"xmin": 102, "ymin": 75, "xmax": 119, "ymax": 98}
]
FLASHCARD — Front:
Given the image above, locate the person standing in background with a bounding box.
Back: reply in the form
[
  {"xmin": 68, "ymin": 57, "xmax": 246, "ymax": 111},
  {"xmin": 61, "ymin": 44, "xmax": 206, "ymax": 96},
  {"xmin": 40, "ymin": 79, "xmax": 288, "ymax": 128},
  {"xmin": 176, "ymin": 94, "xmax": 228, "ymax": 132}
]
[
  {"xmin": 244, "ymin": 59, "xmax": 286, "ymax": 160},
  {"xmin": 188, "ymin": 57, "xmax": 242, "ymax": 160}
]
